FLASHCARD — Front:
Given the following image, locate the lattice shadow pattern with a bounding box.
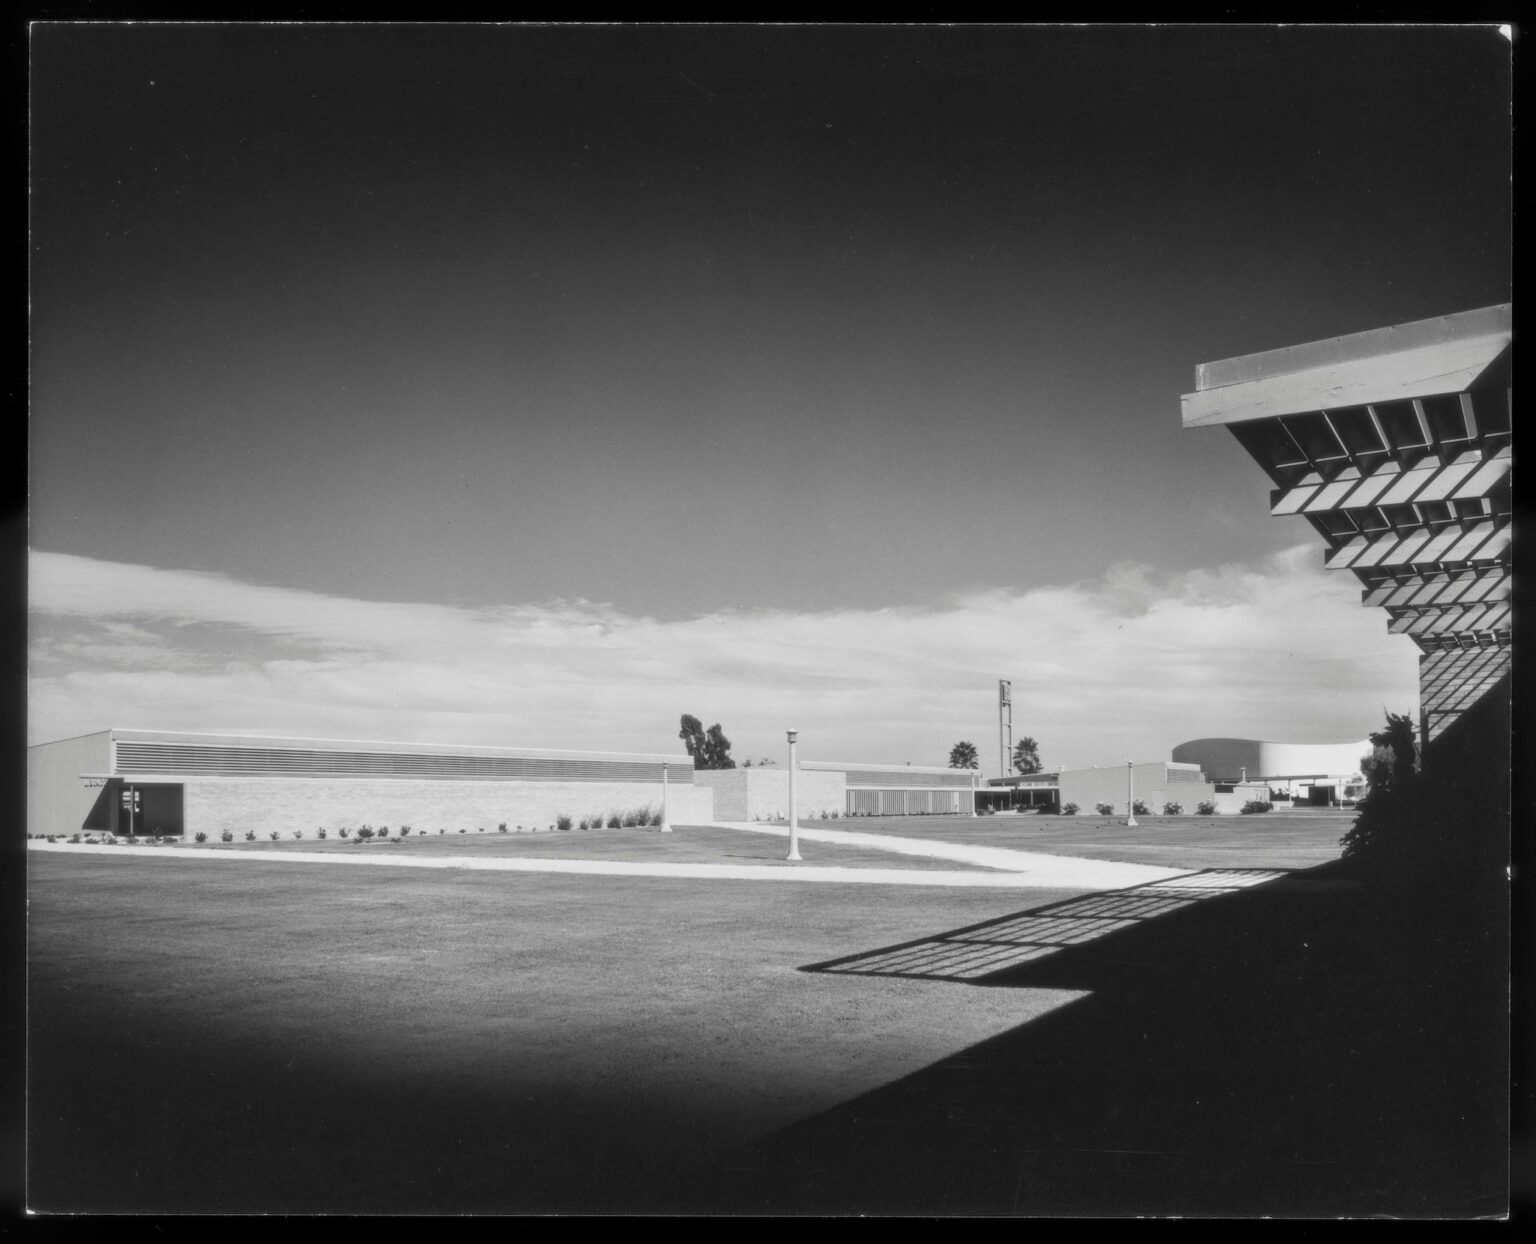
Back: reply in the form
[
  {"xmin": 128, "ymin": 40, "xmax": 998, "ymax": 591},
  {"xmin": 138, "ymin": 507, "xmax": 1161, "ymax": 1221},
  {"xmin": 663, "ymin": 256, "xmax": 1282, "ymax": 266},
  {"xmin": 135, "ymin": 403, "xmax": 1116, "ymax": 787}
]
[{"xmin": 803, "ymin": 869, "xmax": 1288, "ymax": 984}]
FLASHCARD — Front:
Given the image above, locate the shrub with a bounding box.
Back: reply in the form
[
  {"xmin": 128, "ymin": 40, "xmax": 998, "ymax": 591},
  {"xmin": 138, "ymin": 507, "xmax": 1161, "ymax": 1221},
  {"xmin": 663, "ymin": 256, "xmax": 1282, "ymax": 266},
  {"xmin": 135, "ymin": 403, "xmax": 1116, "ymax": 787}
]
[
  {"xmin": 317, "ymin": 827, "xmax": 327, "ymax": 839},
  {"xmin": 459, "ymin": 828, "xmax": 467, "ymax": 834},
  {"xmin": 1061, "ymin": 802, "xmax": 1079, "ymax": 815},
  {"xmin": 649, "ymin": 811, "xmax": 663, "ymax": 827},
  {"xmin": 478, "ymin": 826, "xmax": 485, "ymax": 832},
  {"xmin": 401, "ymin": 825, "xmax": 412, "ymax": 836},
  {"xmin": 439, "ymin": 828, "xmax": 445, "ymax": 835},
  {"xmin": 1196, "ymin": 801, "xmax": 1217, "ymax": 815},
  {"xmin": 624, "ymin": 809, "xmax": 645, "ymax": 828},
  {"xmin": 578, "ymin": 818, "xmax": 590, "ymax": 831},
  {"xmin": 355, "ymin": 826, "xmax": 375, "ymax": 841},
  {"xmin": 339, "ymin": 827, "xmax": 350, "ymax": 838},
  {"xmin": 498, "ymin": 822, "xmax": 508, "ymax": 833},
  {"xmin": 194, "ymin": 832, "xmax": 208, "ymax": 843},
  {"xmin": 267, "ymin": 830, "xmax": 279, "ymax": 840},
  {"xmin": 557, "ymin": 815, "xmax": 573, "ymax": 831},
  {"xmin": 69, "ymin": 834, "xmax": 82, "ymax": 843},
  {"xmin": 1241, "ymin": 800, "xmax": 1273, "ymax": 815},
  {"xmin": 1162, "ymin": 801, "xmax": 1183, "ymax": 816},
  {"xmin": 126, "ymin": 835, "xmax": 138, "ymax": 845},
  {"xmin": 607, "ymin": 814, "xmax": 622, "ymax": 829},
  {"xmin": 245, "ymin": 829, "xmax": 257, "ymax": 841},
  {"xmin": 1132, "ymin": 800, "xmax": 1150, "ymax": 816},
  {"xmin": 1095, "ymin": 803, "xmax": 1115, "ymax": 816},
  {"xmin": 221, "ymin": 829, "xmax": 234, "ymax": 842},
  {"xmin": 293, "ymin": 829, "xmax": 304, "ymax": 839}
]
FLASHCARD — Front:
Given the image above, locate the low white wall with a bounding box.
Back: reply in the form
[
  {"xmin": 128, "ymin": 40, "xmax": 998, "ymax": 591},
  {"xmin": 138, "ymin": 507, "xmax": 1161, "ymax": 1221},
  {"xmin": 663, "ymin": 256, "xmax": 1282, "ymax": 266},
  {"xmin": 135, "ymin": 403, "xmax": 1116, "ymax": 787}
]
[
  {"xmin": 182, "ymin": 777, "xmax": 713, "ymax": 838},
  {"xmin": 694, "ymin": 768, "xmax": 847, "ymax": 821},
  {"xmin": 1059, "ymin": 764, "xmax": 1216, "ymax": 814}
]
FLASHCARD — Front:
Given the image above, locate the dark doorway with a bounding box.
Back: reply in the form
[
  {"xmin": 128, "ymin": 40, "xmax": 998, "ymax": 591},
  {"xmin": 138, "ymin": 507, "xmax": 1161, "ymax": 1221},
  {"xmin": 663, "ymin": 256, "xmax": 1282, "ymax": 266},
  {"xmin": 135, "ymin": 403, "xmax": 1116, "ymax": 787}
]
[{"xmin": 111, "ymin": 784, "xmax": 184, "ymax": 837}]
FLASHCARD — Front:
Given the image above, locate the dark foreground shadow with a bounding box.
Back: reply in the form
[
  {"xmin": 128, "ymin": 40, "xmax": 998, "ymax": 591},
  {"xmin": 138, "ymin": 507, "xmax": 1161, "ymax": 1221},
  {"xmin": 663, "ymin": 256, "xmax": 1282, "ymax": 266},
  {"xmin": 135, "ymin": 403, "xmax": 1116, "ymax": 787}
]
[
  {"xmin": 25, "ymin": 860, "xmax": 1507, "ymax": 1217},
  {"xmin": 650, "ymin": 862, "xmax": 1508, "ymax": 1218}
]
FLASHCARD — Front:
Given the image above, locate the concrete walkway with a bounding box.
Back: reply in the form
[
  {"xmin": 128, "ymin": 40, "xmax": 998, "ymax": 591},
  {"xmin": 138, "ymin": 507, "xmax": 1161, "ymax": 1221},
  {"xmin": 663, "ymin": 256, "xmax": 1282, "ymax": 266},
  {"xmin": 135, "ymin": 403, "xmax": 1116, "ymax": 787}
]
[
  {"xmin": 706, "ymin": 821, "xmax": 1189, "ymax": 888},
  {"xmin": 29, "ymin": 831, "xmax": 1189, "ymax": 891}
]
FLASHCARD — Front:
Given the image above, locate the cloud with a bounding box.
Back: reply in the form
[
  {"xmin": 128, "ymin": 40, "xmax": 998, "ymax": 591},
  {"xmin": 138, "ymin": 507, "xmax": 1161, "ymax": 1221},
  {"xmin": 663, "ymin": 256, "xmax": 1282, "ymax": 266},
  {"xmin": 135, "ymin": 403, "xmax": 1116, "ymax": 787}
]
[{"xmin": 27, "ymin": 548, "xmax": 1419, "ymax": 773}]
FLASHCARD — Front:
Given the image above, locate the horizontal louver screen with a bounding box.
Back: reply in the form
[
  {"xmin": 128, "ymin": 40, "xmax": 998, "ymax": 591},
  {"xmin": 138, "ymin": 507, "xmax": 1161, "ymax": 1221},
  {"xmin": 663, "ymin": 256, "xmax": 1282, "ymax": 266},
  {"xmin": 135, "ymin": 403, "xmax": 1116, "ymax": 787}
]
[
  {"xmin": 841, "ymin": 769, "xmax": 977, "ymax": 788},
  {"xmin": 114, "ymin": 741, "xmax": 691, "ymax": 784}
]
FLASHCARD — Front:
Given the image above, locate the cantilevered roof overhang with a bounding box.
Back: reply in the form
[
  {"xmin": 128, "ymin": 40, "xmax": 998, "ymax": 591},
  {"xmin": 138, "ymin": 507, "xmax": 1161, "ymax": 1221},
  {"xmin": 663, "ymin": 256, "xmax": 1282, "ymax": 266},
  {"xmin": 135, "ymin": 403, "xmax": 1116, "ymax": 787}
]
[
  {"xmin": 1181, "ymin": 305, "xmax": 1511, "ymax": 664},
  {"xmin": 1181, "ymin": 305, "xmax": 1510, "ymax": 429}
]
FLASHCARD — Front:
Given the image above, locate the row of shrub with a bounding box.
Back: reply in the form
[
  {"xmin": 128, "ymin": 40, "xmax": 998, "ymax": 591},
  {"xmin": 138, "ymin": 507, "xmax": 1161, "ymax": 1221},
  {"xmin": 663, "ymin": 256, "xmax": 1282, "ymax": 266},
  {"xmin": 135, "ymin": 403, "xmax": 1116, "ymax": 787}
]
[
  {"xmin": 1081, "ymin": 800, "xmax": 1226, "ymax": 816},
  {"xmin": 183, "ymin": 807, "xmax": 666, "ymax": 844}
]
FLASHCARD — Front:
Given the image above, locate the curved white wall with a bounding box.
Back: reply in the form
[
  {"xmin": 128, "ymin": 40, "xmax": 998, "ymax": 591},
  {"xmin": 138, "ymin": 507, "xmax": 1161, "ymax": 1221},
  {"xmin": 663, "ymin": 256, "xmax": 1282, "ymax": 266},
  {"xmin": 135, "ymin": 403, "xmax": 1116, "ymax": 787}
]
[{"xmin": 1171, "ymin": 738, "xmax": 1370, "ymax": 782}]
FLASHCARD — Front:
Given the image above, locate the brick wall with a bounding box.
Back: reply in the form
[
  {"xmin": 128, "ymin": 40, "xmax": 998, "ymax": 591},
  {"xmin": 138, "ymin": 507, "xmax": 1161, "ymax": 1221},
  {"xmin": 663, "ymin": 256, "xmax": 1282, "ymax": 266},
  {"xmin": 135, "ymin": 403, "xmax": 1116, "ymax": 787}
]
[{"xmin": 180, "ymin": 777, "xmax": 714, "ymax": 838}]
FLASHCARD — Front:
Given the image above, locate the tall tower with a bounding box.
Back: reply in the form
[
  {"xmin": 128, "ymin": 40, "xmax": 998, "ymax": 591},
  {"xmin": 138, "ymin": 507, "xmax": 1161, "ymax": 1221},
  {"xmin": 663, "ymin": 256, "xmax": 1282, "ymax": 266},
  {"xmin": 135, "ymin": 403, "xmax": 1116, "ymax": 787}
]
[{"xmin": 998, "ymin": 678, "xmax": 1012, "ymax": 778}]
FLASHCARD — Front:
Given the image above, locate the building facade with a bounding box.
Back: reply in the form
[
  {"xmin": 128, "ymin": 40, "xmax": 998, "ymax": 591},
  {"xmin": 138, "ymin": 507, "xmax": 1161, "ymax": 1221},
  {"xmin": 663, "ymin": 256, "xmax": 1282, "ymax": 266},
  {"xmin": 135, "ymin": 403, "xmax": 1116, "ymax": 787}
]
[
  {"xmin": 695, "ymin": 761, "xmax": 977, "ymax": 820},
  {"xmin": 1171, "ymin": 738, "xmax": 1369, "ymax": 807},
  {"xmin": 1181, "ymin": 305, "xmax": 1511, "ymax": 746},
  {"xmin": 26, "ymin": 729, "xmax": 711, "ymax": 840},
  {"xmin": 989, "ymin": 762, "xmax": 1217, "ymax": 813}
]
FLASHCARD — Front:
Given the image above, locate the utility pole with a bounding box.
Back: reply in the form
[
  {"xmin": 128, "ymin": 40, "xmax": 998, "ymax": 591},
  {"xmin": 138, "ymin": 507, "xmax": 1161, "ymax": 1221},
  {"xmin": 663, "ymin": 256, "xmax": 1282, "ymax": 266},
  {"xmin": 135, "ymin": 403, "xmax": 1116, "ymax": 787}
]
[{"xmin": 999, "ymin": 679, "xmax": 1012, "ymax": 779}]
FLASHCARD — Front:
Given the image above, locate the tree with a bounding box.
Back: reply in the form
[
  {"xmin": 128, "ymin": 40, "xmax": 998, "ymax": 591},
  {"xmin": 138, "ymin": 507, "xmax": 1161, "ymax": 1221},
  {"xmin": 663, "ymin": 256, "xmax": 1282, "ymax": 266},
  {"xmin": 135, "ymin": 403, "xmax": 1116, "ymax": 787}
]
[
  {"xmin": 679, "ymin": 714, "xmax": 737, "ymax": 770},
  {"xmin": 1340, "ymin": 711, "xmax": 1420, "ymax": 866},
  {"xmin": 1012, "ymin": 737, "xmax": 1042, "ymax": 775},
  {"xmin": 948, "ymin": 740, "xmax": 979, "ymax": 769}
]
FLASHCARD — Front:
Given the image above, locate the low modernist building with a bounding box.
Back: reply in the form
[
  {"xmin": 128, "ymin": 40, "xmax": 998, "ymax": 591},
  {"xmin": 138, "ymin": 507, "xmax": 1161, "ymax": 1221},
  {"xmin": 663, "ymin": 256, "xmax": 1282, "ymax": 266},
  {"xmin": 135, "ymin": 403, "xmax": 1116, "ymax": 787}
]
[
  {"xmin": 1181, "ymin": 305, "xmax": 1511, "ymax": 747},
  {"xmin": 1171, "ymin": 738, "xmax": 1369, "ymax": 807},
  {"xmin": 990, "ymin": 762, "xmax": 1216, "ymax": 813},
  {"xmin": 696, "ymin": 761, "xmax": 978, "ymax": 820},
  {"xmin": 26, "ymin": 728, "xmax": 711, "ymax": 840}
]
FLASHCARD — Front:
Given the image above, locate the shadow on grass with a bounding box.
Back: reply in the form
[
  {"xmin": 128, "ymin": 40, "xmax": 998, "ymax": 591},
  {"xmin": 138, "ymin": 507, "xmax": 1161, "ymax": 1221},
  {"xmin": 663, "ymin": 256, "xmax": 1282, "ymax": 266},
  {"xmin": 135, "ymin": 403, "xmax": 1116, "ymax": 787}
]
[
  {"xmin": 26, "ymin": 861, "xmax": 1507, "ymax": 1217},
  {"xmin": 656, "ymin": 861, "xmax": 1508, "ymax": 1218}
]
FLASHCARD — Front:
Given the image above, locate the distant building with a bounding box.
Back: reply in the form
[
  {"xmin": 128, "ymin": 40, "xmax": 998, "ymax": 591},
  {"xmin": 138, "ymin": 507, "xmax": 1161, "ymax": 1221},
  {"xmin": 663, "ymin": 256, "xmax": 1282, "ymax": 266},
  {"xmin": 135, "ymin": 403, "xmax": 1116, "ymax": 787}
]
[
  {"xmin": 1181, "ymin": 305, "xmax": 1511, "ymax": 746},
  {"xmin": 27, "ymin": 730, "xmax": 990, "ymax": 838},
  {"xmin": 26, "ymin": 728, "xmax": 710, "ymax": 840},
  {"xmin": 990, "ymin": 761, "xmax": 1218, "ymax": 813},
  {"xmin": 697, "ymin": 761, "xmax": 977, "ymax": 820},
  {"xmin": 1171, "ymin": 738, "xmax": 1369, "ymax": 807}
]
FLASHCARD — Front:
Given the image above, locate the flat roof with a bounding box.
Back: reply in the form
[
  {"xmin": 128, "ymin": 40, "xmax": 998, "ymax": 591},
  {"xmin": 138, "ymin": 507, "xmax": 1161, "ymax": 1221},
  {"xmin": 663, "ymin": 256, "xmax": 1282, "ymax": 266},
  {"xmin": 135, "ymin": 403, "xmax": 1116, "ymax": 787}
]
[
  {"xmin": 39, "ymin": 728, "xmax": 691, "ymax": 767},
  {"xmin": 1181, "ymin": 304, "xmax": 1510, "ymax": 429}
]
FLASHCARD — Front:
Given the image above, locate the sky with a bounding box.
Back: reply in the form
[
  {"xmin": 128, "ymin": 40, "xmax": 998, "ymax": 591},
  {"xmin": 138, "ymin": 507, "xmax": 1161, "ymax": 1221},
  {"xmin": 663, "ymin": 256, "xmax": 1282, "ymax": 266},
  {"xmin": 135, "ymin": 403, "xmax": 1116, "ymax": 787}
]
[{"xmin": 27, "ymin": 24, "xmax": 1512, "ymax": 771}]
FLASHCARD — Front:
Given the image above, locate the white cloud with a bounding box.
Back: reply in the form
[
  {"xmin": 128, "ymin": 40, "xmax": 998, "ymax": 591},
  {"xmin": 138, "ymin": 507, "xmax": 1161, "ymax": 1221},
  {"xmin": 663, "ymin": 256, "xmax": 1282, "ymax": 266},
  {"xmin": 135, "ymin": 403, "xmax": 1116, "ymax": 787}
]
[{"xmin": 27, "ymin": 548, "xmax": 1419, "ymax": 774}]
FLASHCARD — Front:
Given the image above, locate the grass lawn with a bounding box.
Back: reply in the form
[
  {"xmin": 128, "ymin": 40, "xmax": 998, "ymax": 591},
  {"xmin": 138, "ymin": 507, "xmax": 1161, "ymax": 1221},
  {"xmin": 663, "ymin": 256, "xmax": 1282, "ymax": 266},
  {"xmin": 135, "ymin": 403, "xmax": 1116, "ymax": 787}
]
[
  {"xmin": 800, "ymin": 813, "xmax": 1355, "ymax": 870},
  {"xmin": 157, "ymin": 821, "xmax": 999, "ymax": 871},
  {"xmin": 27, "ymin": 852, "xmax": 1084, "ymax": 1214},
  {"xmin": 27, "ymin": 811, "xmax": 1505, "ymax": 1216}
]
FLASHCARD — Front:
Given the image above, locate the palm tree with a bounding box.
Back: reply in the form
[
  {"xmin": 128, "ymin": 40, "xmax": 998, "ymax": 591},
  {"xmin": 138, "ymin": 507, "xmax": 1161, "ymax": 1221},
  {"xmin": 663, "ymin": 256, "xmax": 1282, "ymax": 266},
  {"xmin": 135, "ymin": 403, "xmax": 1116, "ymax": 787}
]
[
  {"xmin": 1012, "ymin": 737, "xmax": 1042, "ymax": 775},
  {"xmin": 948, "ymin": 740, "xmax": 980, "ymax": 769}
]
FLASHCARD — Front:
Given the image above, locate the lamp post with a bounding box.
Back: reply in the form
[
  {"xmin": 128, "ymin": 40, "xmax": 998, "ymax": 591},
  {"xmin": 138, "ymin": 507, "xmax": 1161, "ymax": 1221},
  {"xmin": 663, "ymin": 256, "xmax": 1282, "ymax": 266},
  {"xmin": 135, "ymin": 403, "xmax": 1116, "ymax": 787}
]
[
  {"xmin": 659, "ymin": 761, "xmax": 672, "ymax": 833},
  {"xmin": 1126, "ymin": 761, "xmax": 1138, "ymax": 828},
  {"xmin": 786, "ymin": 729, "xmax": 801, "ymax": 861}
]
